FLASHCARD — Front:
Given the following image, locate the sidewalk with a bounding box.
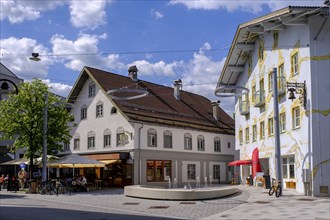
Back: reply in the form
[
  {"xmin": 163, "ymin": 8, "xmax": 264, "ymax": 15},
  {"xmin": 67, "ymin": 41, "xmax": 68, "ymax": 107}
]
[{"xmin": 202, "ymin": 185, "xmax": 330, "ymax": 220}]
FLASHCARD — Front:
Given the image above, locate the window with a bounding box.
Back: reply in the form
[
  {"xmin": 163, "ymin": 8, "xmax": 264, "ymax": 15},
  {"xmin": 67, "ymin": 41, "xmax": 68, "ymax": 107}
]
[
  {"xmin": 227, "ymin": 142, "xmax": 231, "ymax": 149},
  {"xmin": 81, "ymin": 106, "xmax": 87, "ymax": 120},
  {"xmin": 260, "ymin": 121, "xmax": 265, "ymax": 139},
  {"xmin": 293, "ymin": 107, "xmax": 301, "ymax": 129},
  {"xmin": 184, "ymin": 133, "xmax": 192, "ymax": 150},
  {"xmin": 87, "ymin": 131, "xmax": 95, "ymax": 149},
  {"xmin": 273, "ymin": 31, "xmax": 279, "ymax": 49},
  {"xmin": 88, "ymin": 83, "xmax": 96, "ymax": 97},
  {"xmin": 280, "ymin": 113, "xmax": 286, "ymax": 133},
  {"xmin": 245, "ymin": 127, "xmax": 250, "ymax": 143},
  {"xmin": 147, "ymin": 128, "xmax": 157, "ymax": 147},
  {"xmin": 213, "ymin": 165, "xmax": 220, "ymax": 179},
  {"xmin": 291, "ymin": 53, "xmax": 299, "ymax": 76},
  {"xmin": 214, "ymin": 137, "xmax": 221, "ymax": 152},
  {"xmin": 260, "ymin": 79, "xmax": 264, "ymax": 95},
  {"xmin": 282, "ymin": 156, "xmax": 295, "ymax": 179},
  {"xmin": 104, "ymin": 129, "xmax": 111, "ymax": 148},
  {"xmin": 88, "ymin": 137, "xmax": 95, "ymax": 149},
  {"xmin": 74, "ymin": 138, "xmax": 80, "ymax": 150},
  {"xmin": 111, "ymin": 107, "xmax": 117, "ymax": 114},
  {"xmin": 278, "ymin": 63, "xmax": 285, "ymax": 89},
  {"xmin": 116, "ymin": 127, "xmax": 128, "ymax": 146},
  {"xmin": 252, "ymin": 84, "xmax": 256, "ymax": 103},
  {"xmin": 268, "ymin": 71, "xmax": 273, "ymax": 92},
  {"xmin": 163, "ymin": 130, "xmax": 172, "ymax": 148},
  {"xmin": 96, "ymin": 104, "xmax": 103, "ymax": 118},
  {"xmin": 258, "ymin": 40, "xmax": 264, "ymax": 61},
  {"xmin": 252, "ymin": 125, "xmax": 257, "ymax": 142},
  {"xmin": 239, "ymin": 130, "xmax": 243, "ymax": 145},
  {"xmin": 187, "ymin": 164, "xmax": 196, "ymax": 180},
  {"xmin": 268, "ymin": 117, "xmax": 274, "ymax": 136},
  {"xmin": 147, "ymin": 160, "xmax": 171, "ymax": 182},
  {"xmin": 197, "ymin": 135, "xmax": 205, "ymax": 151},
  {"xmin": 63, "ymin": 143, "xmax": 70, "ymax": 151}
]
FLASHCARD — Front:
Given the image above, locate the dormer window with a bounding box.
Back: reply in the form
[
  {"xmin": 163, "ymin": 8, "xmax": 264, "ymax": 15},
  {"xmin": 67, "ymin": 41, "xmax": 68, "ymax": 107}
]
[
  {"xmin": 88, "ymin": 82, "xmax": 96, "ymax": 97},
  {"xmin": 111, "ymin": 107, "xmax": 117, "ymax": 114}
]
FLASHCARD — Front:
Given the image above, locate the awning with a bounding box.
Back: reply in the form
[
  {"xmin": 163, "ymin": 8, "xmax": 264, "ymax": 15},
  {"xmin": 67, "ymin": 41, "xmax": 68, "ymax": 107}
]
[
  {"xmin": 1, "ymin": 158, "xmax": 29, "ymax": 165},
  {"xmin": 228, "ymin": 160, "xmax": 252, "ymax": 166},
  {"xmin": 99, "ymin": 160, "xmax": 120, "ymax": 165}
]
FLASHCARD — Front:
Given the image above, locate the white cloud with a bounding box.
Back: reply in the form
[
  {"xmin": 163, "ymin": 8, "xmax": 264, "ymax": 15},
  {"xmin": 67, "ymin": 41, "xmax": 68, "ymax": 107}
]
[
  {"xmin": 0, "ymin": 37, "xmax": 52, "ymax": 78},
  {"xmin": 129, "ymin": 60, "xmax": 180, "ymax": 77},
  {"xmin": 0, "ymin": 0, "xmax": 65, "ymax": 23},
  {"xmin": 42, "ymin": 79, "xmax": 72, "ymax": 98},
  {"xmin": 50, "ymin": 33, "xmax": 110, "ymax": 71},
  {"xmin": 169, "ymin": 0, "xmax": 324, "ymax": 13},
  {"xmin": 151, "ymin": 9, "xmax": 164, "ymax": 19},
  {"xmin": 69, "ymin": 0, "xmax": 108, "ymax": 29},
  {"xmin": 0, "ymin": 0, "xmax": 112, "ymax": 28}
]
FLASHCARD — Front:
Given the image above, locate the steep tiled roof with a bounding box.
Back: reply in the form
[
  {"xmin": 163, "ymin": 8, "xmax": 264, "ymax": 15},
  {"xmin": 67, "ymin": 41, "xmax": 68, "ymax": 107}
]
[{"xmin": 69, "ymin": 66, "xmax": 234, "ymax": 134}]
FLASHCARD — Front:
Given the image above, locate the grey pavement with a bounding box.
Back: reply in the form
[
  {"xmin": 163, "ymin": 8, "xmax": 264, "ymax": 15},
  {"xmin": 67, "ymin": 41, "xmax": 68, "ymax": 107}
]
[{"xmin": 0, "ymin": 185, "xmax": 329, "ymax": 220}]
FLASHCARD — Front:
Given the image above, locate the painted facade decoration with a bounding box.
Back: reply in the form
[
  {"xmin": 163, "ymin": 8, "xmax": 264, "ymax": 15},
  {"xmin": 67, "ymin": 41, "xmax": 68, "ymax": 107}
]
[{"xmin": 217, "ymin": 6, "xmax": 329, "ymax": 196}]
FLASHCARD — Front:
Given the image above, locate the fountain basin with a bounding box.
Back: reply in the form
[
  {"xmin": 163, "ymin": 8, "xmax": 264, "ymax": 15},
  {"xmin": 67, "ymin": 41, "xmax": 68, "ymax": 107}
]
[{"xmin": 124, "ymin": 185, "xmax": 239, "ymax": 200}]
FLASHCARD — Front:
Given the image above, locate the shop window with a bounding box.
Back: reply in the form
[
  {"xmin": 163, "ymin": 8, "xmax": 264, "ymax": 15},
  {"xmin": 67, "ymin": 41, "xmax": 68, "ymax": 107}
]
[
  {"xmin": 213, "ymin": 165, "xmax": 220, "ymax": 179},
  {"xmin": 187, "ymin": 164, "xmax": 196, "ymax": 180},
  {"xmin": 146, "ymin": 160, "xmax": 171, "ymax": 182},
  {"xmin": 282, "ymin": 156, "xmax": 295, "ymax": 179}
]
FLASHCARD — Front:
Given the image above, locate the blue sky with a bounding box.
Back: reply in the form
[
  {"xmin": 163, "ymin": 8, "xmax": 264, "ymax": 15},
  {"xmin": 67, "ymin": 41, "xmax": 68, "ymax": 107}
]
[{"xmin": 0, "ymin": 0, "xmax": 324, "ymax": 115}]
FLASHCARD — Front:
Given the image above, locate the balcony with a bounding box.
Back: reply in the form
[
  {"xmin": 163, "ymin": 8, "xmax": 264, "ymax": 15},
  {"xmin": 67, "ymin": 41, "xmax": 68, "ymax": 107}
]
[
  {"xmin": 253, "ymin": 90, "xmax": 265, "ymax": 107},
  {"xmin": 239, "ymin": 100, "xmax": 250, "ymax": 115}
]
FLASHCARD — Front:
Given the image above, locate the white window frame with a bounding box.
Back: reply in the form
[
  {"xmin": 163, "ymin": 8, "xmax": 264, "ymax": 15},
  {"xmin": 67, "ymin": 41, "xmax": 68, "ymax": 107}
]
[
  {"xmin": 282, "ymin": 156, "xmax": 295, "ymax": 180},
  {"xmin": 88, "ymin": 83, "xmax": 96, "ymax": 97},
  {"xmin": 268, "ymin": 117, "xmax": 274, "ymax": 136},
  {"xmin": 88, "ymin": 137, "xmax": 95, "ymax": 149},
  {"xmin": 96, "ymin": 104, "xmax": 103, "ymax": 118},
  {"xmin": 239, "ymin": 130, "xmax": 243, "ymax": 145},
  {"xmin": 197, "ymin": 135, "xmax": 205, "ymax": 151},
  {"xmin": 292, "ymin": 53, "xmax": 299, "ymax": 76},
  {"xmin": 293, "ymin": 107, "xmax": 301, "ymax": 129},
  {"xmin": 245, "ymin": 127, "xmax": 250, "ymax": 143},
  {"xmin": 74, "ymin": 138, "xmax": 80, "ymax": 150},
  {"xmin": 214, "ymin": 137, "xmax": 221, "ymax": 152},
  {"xmin": 163, "ymin": 130, "xmax": 172, "ymax": 148},
  {"xmin": 147, "ymin": 128, "xmax": 157, "ymax": 147},
  {"xmin": 280, "ymin": 113, "xmax": 286, "ymax": 133},
  {"xmin": 260, "ymin": 121, "xmax": 265, "ymax": 139},
  {"xmin": 252, "ymin": 124, "xmax": 257, "ymax": 142},
  {"xmin": 184, "ymin": 133, "xmax": 192, "ymax": 150},
  {"xmin": 81, "ymin": 107, "xmax": 87, "ymax": 120}
]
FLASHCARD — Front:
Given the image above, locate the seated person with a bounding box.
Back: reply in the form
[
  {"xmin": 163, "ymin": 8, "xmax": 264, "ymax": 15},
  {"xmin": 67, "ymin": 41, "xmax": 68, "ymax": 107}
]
[{"xmin": 76, "ymin": 175, "xmax": 87, "ymax": 191}]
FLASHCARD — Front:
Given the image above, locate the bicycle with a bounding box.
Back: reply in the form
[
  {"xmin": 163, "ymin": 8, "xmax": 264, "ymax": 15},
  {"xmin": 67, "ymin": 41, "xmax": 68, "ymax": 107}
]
[
  {"xmin": 268, "ymin": 178, "xmax": 282, "ymax": 197},
  {"xmin": 38, "ymin": 180, "xmax": 56, "ymax": 195},
  {"xmin": 54, "ymin": 180, "xmax": 65, "ymax": 196}
]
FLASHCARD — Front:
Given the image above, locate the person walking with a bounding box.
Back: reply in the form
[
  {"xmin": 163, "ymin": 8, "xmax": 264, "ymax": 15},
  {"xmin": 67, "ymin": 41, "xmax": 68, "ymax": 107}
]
[{"xmin": 18, "ymin": 169, "xmax": 27, "ymax": 190}]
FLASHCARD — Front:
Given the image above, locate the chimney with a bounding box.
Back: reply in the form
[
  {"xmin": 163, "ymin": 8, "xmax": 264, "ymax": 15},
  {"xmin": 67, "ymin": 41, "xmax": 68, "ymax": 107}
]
[
  {"xmin": 211, "ymin": 100, "xmax": 221, "ymax": 120},
  {"xmin": 173, "ymin": 79, "xmax": 182, "ymax": 100},
  {"xmin": 128, "ymin": 65, "xmax": 138, "ymax": 82}
]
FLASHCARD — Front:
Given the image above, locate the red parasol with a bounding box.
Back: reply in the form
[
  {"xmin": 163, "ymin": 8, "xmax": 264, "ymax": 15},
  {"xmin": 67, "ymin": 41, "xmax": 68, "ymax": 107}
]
[{"xmin": 228, "ymin": 160, "xmax": 252, "ymax": 166}]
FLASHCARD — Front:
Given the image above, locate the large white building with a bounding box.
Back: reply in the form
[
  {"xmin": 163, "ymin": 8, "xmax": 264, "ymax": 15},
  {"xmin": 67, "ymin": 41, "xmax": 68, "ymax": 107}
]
[
  {"xmin": 65, "ymin": 66, "xmax": 235, "ymax": 187},
  {"xmin": 217, "ymin": 6, "xmax": 330, "ymax": 196}
]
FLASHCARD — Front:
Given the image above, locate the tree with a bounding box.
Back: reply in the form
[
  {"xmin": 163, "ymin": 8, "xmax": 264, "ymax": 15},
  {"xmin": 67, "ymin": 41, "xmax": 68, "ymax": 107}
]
[{"xmin": 0, "ymin": 79, "xmax": 74, "ymax": 179}]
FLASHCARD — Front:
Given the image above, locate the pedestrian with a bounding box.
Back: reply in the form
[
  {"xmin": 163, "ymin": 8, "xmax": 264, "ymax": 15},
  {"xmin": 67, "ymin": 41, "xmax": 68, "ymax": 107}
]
[{"xmin": 18, "ymin": 168, "xmax": 27, "ymax": 190}]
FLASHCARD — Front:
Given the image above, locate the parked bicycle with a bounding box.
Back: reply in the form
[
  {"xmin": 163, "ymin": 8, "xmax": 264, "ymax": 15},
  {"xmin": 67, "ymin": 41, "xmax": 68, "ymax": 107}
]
[
  {"xmin": 268, "ymin": 178, "xmax": 282, "ymax": 197},
  {"xmin": 38, "ymin": 179, "xmax": 65, "ymax": 196}
]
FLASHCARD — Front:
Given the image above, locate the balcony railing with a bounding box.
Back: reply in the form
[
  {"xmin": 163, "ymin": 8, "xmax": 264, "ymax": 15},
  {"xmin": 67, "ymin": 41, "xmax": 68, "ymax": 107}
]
[
  {"xmin": 239, "ymin": 100, "xmax": 250, "ymax": 115},
  {"xmin": 253, "ymin": 90, "xmax": 265, "ymax": 107}
]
